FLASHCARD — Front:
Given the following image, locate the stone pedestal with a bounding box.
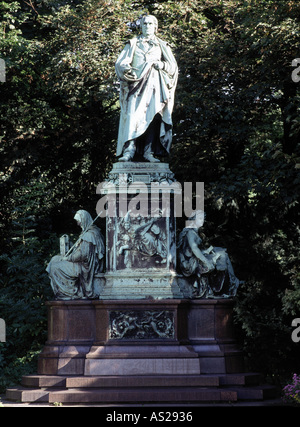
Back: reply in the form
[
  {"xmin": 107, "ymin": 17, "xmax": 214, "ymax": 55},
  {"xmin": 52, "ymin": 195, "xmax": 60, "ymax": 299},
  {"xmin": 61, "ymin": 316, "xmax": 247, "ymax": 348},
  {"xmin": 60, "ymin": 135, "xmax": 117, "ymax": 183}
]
[
  {"xmin": 99, "ymin": 162, "xmax": 183, "ymax": 299},
  {"xmin": 37, "ymin": 299, "xmax": 244, "ymax": 377}
]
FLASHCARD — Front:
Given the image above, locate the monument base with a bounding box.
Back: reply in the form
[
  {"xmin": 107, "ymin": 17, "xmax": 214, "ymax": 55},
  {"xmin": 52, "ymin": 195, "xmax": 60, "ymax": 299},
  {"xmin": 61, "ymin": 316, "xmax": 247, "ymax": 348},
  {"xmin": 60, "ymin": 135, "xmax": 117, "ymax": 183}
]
[{"xmin": 6, "ymin": 298, "xmax": 278, "ymax": 404}]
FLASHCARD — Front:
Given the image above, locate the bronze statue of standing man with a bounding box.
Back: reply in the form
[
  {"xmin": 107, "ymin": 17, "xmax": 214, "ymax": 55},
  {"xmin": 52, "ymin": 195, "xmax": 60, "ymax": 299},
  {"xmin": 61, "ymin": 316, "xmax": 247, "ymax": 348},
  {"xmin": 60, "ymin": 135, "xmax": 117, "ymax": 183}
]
[{"xmin": 115, "ymin": 15, "xmax": 178, "ymax": 162}]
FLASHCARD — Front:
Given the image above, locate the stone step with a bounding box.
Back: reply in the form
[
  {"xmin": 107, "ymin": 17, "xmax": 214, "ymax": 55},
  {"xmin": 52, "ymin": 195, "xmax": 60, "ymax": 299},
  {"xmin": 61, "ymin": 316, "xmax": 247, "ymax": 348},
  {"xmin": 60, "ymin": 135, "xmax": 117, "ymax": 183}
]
[
  {"xmin": 21, "ymin": 375, "xmax": 66, "ymax": 388},
  {"xmin": 47, "ymin": 387, "xmax": 238, "ymax": 404},
  {"xmin": 65, "ymin": 374, "xmax": 219, "ymax": 388},
  {"xmin": 6, "ymin": 381, "xmax": 277, "ymax": 404},
  {"xmin": 218, "ymin": 373, "xmax": 262, "ymax": 386},
  {"xmin": 228, "ymin": 385, "xmax": 278, "ymax": 401},
  {"xmin": 20, "ymin": 372, "xmax": 262, "ymax": 390},
  {"xmin": 7, "ymin": 372, "xmax": 277, "ymax": 404},
  {"xmin": 6, "ymin": 387, "xmax": 55, "ymax": 403},
  {"xmin": 7, "ymin": 385, "xmax": 278, "ymax": 404}
]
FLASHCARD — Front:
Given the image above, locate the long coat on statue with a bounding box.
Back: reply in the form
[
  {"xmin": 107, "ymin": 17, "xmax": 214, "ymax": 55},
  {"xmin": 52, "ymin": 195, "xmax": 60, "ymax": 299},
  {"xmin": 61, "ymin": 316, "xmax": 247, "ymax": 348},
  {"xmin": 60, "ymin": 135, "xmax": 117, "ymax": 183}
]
[{"xmin": 115, "ymin": 35, "xmax": 178, "ymax": 157}]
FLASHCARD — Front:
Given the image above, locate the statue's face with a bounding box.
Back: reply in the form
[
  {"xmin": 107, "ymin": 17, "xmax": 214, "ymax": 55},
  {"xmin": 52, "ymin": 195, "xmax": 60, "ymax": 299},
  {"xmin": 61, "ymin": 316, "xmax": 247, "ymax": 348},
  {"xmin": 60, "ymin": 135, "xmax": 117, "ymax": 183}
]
[
  {"xmin": 76, "ymin": 219, "xmax": 83, "ymax": 229},
  {"xmin": 74, "ymin": 213, "xmax": 82, "ymax": 229},
  {"xmin": 142, "ymin": 16, "xmax": 156, "ymax": 37},
  {"xmin": 195, "ymin": 212, "xmax": 205, "ymax": 228}
]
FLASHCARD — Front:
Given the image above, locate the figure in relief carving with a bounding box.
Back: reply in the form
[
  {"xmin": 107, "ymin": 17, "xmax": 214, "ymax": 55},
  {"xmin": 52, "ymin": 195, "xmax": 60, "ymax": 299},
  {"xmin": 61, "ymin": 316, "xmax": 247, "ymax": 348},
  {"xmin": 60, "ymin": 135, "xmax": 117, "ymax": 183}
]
[
  {"xmin": 118, "ymin": 212, "xmax": 136, "ymax": 268},
  {"xmin": 177, "ymin": 210, "xmax": 240, "ymax": 298},
  {"xmin": 110, "ymin": 311, "xmax": 174, "ymax": 339},
  {"xmin": 115, "ymin": 15, "xmax": 178, "ymax": 162},
  {"xmin": 118, "ymin": 213, "xmax": 167, "ymax": 268},
  {"xmin": 134, "ymin": 217, "xmax": 167, "ymax": 263},
  {"xmin": 46, "ymin": 210, "xmax": 105, "ymax": 300}
]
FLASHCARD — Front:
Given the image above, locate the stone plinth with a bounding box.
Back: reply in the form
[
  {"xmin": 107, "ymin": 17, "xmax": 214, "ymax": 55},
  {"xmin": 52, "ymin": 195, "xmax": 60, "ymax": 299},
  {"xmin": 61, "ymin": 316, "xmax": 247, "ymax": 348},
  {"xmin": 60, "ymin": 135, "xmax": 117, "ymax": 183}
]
[
  {"xmin": 106, "ymin": 161, "xmax": 177, "ymax": 185},
  {"xmin": 99, "ymin": 162, "xmax": 183, "ymax": 299},
  {"xmin": 37, "ymin": 298, "xmax": 243, "ymax": 376}
]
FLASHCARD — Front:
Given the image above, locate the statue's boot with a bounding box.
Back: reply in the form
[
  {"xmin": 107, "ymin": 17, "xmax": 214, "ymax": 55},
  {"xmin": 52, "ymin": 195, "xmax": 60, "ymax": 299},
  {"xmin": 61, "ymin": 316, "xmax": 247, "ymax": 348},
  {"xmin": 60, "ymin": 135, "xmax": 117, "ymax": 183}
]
[
  {"xmin": 119, "ymin": 140, "xmax": 136, "ymax": 162},
  {"xmin": 143, "ymin": 152, "xmax": 160, "ymax": 162},
  {"xmin": 144, "ymin": 141, "xmax": 160, "ymax": 163},
  {"xmin": 119, "ymin": 153, "xmax": 133, "ymax": 162}
]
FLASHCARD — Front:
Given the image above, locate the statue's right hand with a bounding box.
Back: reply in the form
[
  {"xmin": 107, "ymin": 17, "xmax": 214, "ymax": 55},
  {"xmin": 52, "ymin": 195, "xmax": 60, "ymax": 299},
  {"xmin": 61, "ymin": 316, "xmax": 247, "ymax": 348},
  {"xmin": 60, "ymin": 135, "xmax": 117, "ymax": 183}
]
[
  {"xmin": 206, "ymin": 261, "xmax": 215, "ymax": 271},
  {"xmin": 127, "ymin": 69, "xmax": 137, "ymax": 79},
  {"xmin": 154, "ymin": 61, "xmax": 164, "ymax": 70}
]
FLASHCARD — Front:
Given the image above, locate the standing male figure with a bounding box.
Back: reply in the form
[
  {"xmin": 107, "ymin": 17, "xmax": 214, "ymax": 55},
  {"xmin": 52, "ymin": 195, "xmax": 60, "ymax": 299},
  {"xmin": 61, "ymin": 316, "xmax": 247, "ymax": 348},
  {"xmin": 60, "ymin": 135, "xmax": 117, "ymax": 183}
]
[{"xmin": 115, "ymin": 15, "xmax": 178, "ymax": 162}]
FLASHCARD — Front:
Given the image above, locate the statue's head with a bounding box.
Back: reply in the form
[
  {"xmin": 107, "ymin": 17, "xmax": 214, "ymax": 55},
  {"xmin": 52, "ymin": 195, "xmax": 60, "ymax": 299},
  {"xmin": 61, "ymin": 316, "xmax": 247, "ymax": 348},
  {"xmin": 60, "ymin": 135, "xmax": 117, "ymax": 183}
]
[
  {"xmin": 120, "ymin": 211, "xmax": 131, "ymax": 231},
  {"xmin": 150, "ymin": 224, "xmax": 160, "ymax": 235},
  {"xmin": 74, "ymin": 210, "xmax": 93, "ymax": 231},
  {"xmin": 186, "ymin": 210, "xmax": 206, "ymax": 229},
  {"xmin": 140, "ymin": 15, "xmax": 158, "ymax": 37}
]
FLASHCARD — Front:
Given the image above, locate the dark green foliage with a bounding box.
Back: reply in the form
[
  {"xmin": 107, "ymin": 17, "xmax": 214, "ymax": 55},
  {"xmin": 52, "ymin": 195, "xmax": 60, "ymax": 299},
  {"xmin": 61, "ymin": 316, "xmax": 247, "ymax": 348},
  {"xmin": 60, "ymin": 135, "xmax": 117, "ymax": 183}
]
[
  {"xmin": 0, "ymin": 213, "xmax": 56, "ymax": 391},
  {"xmin": 0, "ymin": 0, "xmax": 299, "ymax": 390}
]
